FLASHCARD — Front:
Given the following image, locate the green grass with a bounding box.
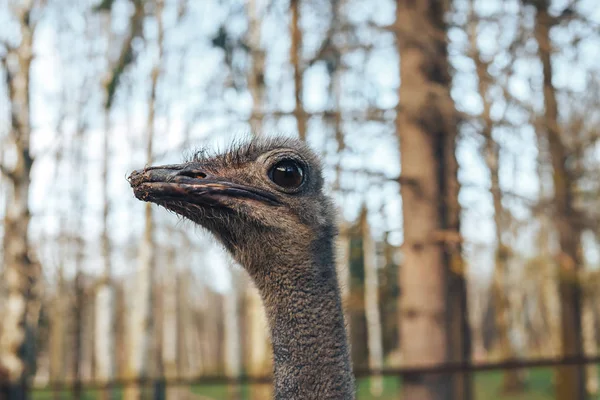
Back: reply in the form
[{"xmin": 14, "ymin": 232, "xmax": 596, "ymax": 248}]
[
  {"xmin": 473, "ymin": 369, "xmax": 554, "ymax": 400},
  {"xmin": 31, "ymin": 368, "xmax": 563, "ymax": 399},
  {"xmin": 31, "ymin": 388, "xmax": 104, "ymax": 400}
]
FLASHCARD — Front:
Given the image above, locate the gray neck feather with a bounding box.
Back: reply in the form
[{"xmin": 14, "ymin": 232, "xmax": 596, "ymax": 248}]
[{"xmin": 252, "ymin": 235, "xmax": 355, "ymax": 400}]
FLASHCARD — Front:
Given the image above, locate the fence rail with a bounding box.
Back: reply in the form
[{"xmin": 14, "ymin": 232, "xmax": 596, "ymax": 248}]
[{"xmin": 3, "ymin": 355, "xmax": 598, "ymax": 391}]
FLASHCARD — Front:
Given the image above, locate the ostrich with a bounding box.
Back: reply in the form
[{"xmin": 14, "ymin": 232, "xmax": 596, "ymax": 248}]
[{"xmin": 128, "ymin": 137, "xmax": 355, "ymax": 399}]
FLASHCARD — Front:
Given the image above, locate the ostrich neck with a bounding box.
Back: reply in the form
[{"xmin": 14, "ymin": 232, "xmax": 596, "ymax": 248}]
[{"xmin": 254, "ymin": 239, "xmax": 355, "ymax": 400}]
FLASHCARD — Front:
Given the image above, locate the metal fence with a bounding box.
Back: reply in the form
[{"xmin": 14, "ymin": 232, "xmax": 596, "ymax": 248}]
[{"xmin": 2, "ymin": 355, "xmax": 599, "ymax": 399}]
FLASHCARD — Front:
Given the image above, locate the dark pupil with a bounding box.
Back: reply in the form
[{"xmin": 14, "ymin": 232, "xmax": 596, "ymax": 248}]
[{"xmin": 271, "ymin": 160, "xmax": 304, "ymax": 188}]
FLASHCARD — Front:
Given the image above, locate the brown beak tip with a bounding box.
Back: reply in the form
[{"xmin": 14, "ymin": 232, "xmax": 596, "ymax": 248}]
[{"xmin": 128, "ymin": 169, "xmax": 151, "ymax": 188}]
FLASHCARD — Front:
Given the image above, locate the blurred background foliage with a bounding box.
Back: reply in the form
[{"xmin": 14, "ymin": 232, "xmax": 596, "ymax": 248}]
[{"xmin": 1, "ymin": 0, "xmax": 600, "ymax": 399}]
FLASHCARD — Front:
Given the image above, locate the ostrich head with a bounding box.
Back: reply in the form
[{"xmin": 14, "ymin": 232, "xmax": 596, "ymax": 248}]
[
  {"xmin": 128, "ymin": 137, "xmax": 336, "ymax": 276},
  {"xmin": 129, "ymin": 137, "xmax": 355, "ymax": 399}
]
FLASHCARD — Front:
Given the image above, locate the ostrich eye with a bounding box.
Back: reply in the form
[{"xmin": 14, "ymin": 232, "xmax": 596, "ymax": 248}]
[{"xmin": 269, "ymin": 159, "xmax": 304, "ymax": 189}]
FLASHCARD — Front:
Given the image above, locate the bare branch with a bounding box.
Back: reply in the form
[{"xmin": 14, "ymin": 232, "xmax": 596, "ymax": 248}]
[{"xmin": 103, "ymin": 0, "xmax": 144, "ymax": 109}]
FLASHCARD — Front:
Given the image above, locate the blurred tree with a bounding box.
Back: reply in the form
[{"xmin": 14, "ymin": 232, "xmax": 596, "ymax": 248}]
[
  {"xmin": 360, "ymin": 206, "xmax": 383, "ymax": 397},
  {"xmin": 103, "ymin": 0, "xmax": 144, "ymax": 110},
  {"xmin": 0, "ymin": 2, "xmax": 43, "ymax": 398},
  {"xmin": 348, "ymin": 221, "xmax": 368, "ymax": 367},
  {"xmin": 223, "ymin": 262, "xmax": 242, "ymax": 400},
  {"xmin": 534, "ymin": 136, "xmax": 562, "ymax": 358},
  {"xmin": 48, "ymin": 95, "xmax": 68, "ymax": 392},
  {"xmin": 243, "ymin": 1, "xmax": 273, "ymax": 399},
  {"xmin": 526, "ymin": 1, "xmax": 586, "ymax": 399},
  {"xmin": 70, "ymin": 79, "xmax": 88, "ymax": 400},
  {"xmin": 246, "ymin": 0, "xmax": 266, "ymax": 132},
  {"xmin": 582, "ymin": 288, "xmax": 598, "ymax": 395},
  {"xmin": 125, "ymin": 1, "xmax": 163, "ymax": 398},
  {"xmin": 290, "ymin": 0, "xmax": 306, "ymax": 141},
  {"xmin": 379, "ymin": 232, "xmax": 399, "ymax": 363},
  {"xmin": 394, "ymin": 1, "xmax": 471, "ymax": 399},
  {"xmin": 317, "ymin": 0, "xmax": 350, "ymax": 334},
  {"xmin": 94, "ymin": 0, "xmax": 145, "ymax": 398},
  {"xmin": 337, "ymin": 220, "xmax": 352, "ymax": 326},
  {"xmin": 162, "ymin": 244, "xmax": 180, "ymax": 399},
  {"xmin": 466, "ymin": 0, "xmax": 525, "ymax": 391}
]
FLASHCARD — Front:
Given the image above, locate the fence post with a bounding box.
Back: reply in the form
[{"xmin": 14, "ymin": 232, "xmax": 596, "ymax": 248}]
[
  {"xmin": 0, "ymin": 379, "xmax": 29, "ymax": 400},
  {"xmin": 153, "ymin": 378, "xmax": 165, "ymax": 400}
]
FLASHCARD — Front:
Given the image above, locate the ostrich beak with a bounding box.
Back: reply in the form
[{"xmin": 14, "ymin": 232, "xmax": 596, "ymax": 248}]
[{"xmin": 128, "ymin": 164, "xmax": 281, "ymax": 206}]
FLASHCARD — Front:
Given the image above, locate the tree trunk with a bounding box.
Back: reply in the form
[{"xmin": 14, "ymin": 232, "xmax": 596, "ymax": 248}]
[
  {"xmin": 290, "ymin": 0, "xmax": 306, "ymax": 141},
  {"xmin": 442, "ymin": 120, "xmax": 472, "ymax": 400},
  {"xmin": 466, "ymin": 3, "xmax": 524, "ymax": 389},
  {"xmin": 529, "ymin": 1, "xmax": 586, "ymax": 398},
  {"xmin": 124, "ymin": 207, "xmax": 154, "ymax": 400},
  {"xmin": 151, "ymin": 282, "xmax": 165, "ymax": 400},
  {"xmin": 395, "ymin": 1, "xmax": 471, "ymax": 399},
  {"xmin": 535, "ymin": 132, "xmax": 561, "ymax": 357},
  {"xmin": 162, "ymin": 247, "xmax": 179, "ymax": 400},
  {"xmin": 69, "ymin": 65, "xmax": 90, "ymax": 400},
  {"xmin": 245, "ymin": 3, "xmax": 273, "ymax": 396},
  {"xmin": 82, "ymin": 288, "xmax": 96, "ymax": 381},
  {"xmin": 224, "ymin": 269, "xmax": 242, "ymax": 400},
  {"xmin": 247, "ymin": 0, "xmax": 265, "ymax": 134},
  {"xmin": 125, "ymin": 1, "xmax": 162, "ymax": 395},
  {"xmin": 336, "ymin": 221, "xmax": 351, "ymax": 324},
  {"xmin": 72, "ymin": 271, "xmax": 83, "ymax": 400},
  {"xmin": 49, "ymin": 124, "xmax": 67, "ymax": 393},
  {"xmin": 177, "ymin": 270, "xmax": 195, "ymax": 378},
  {"xmin": 246, "ymin": 285, "xmax": 272, "ymax": 399},
  {"xmin": 0, "ymin": 3, "xmax": 42, "ymax": 397},
  {"xmin": 95, "ymin": 283, "xmax": 115, "ymax": 383},
  {"xmin": 330, "ymin": 49, "xmax": 350, "ymax": 327},
  {"xmin": 361, "ymin": 208, "xmax": 384, "ymax": 397},
  {"xmin": 468, "ymin": 282, "xmax": 487, "ymax": 363},
  {"xmin": 113, "ymin": 283, "xmax": 127, "ymax": 378},
  {"xmin": 582, "ymin": 293, "xmax": 599, "ymax": 395},
  {"xmin": 96, "ymin": 92, "xmax": 116, "ymax": 400},
  {"xmin": 49, "ymin": 263, "xmax": 66, "ymax": 388}
]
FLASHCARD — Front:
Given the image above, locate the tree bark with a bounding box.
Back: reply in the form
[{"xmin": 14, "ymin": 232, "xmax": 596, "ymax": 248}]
[
  {"xmin": 360, "ymin": 207, "xmax": 384, "ymax": 397},
  {"xmin": 247, "ymin": 0, "xmax": 265, "ymax": 134},
  {"xmin": 162, "ymin": 246, "xmax": 179, "ymax": 400},
  {"xmin": 49, "ymin": 120, "xmax": 67, "ymax": 393},
  {"xmin": 336, "ymin": 221, "xmax": 351, "ymax": 325},
  {"xmin": 329, "ymin": 33, "xmax": 349, "ymax": 327},
  {"xmin": 246, "ymin": 285, "xmax": 272, "ymax": 399},
  {"xmin": 72, "ymin": 252, "xmax": 84, "ymax": 400},
  {"xmin": 125, "ymin": 2, "xmax": 163, "ymax": 397},
  {"xmin": 535, "ymin": 132, "xmax": 562, "ymax": 357},
  {"xmin": 94, "ymin": 283, "xmax": 115, "ymax": 386},
  {"xmin": 245, "ymin": 3, "xmax": 273, "ymax": 397},
  {"xmin": 0, "ymin": 2, "xmax": 42, "ymax": 398},
  {"xmin": 224, "ymin": 268, "xmax": 242, "ymax": 400},
  {"xmin": 94, "ymin": 0, "xmax": 144, "ymax": 387},
  {"xmin": 395, "ymin": 1, "xmax": 471, "ymax": 399},
  {"xmin": 177, "ymin": 266, "xmax": 195, "ymax": 378},
  {"xmin": 290, "ymin": 0, "xmax": 306, "ymax": 141},
  {"xmin": 528, "ymin": 1, "xmax": 586, "ymax": 398},
  {"xmin": 96, "ymin": 13, "xmax": 116, "ymax": 400},
  {"xmin": 442, "ymin": 105, "xmax": 472, "ymax": 400},
  {"xmin": 466, "ymin": 2, "xmax": 524, "ymax": 390},
  {"xmin": 49, "ymin": 262, "xmax": 66, "ymax": 389},
  {"xmin": 124, "ymin": 176, "xmax": 154, "ymax": 400},
  {"xmin": 70, "ymin": 81, "xmax": 89, "ymax": 400},
  {"xmin": 582, "ymin": 293, "xmax": 599, "ymax": 395}
]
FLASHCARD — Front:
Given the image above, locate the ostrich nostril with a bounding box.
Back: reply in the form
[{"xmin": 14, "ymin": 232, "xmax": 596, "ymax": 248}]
[
  {"xmin": 127, "ymin": 170, "xmax": 144, "ymax": 186},
  {"xmin": 177, "ymin": 170, "xmax": 207, "ymax": 180}
]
